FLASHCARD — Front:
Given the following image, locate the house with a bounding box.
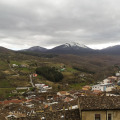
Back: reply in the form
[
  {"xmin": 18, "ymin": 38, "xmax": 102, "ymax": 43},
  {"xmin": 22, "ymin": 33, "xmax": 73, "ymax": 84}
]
[
  {"xmin": 92, "ymin": 90, "xmax": 102, "ymax": 96},
  {"xmin": 12, "ymin": 64, "xmax": 18, "ymax": 67},
  {"xmin": 57, "ymin": 91, "xmax": 70, "ymax": 96},
  {"xmin": 2, "ymin": 99, "xmax": 23, "ymax": 105},
  {"xmin": 33, "ymin": 73, "xmax": 37, "ymax": 77},
  {"xmin": 6, "ymin": 115, "xmax": 17, "ymax": 120},
  {"xmin": 79, "ymin": 96, "xmax": 120, "ymax": 120},
  {"xmin": 35, "ymin": 84, "xmax": 45, "ymax": 89},
  {"xmin": 82, "ymin": 85, "xmax": 91, "ymax": 91},
  {"xmin": 108, "ymin": 76, "xmax": 117, "ymax": 80},
  {"xmin": 6, "ymin": 112, "xmax": 26, "ymax": 119},
  {"xmin": 92, "ymin": 83, "xmax": 114, "ymax": 92},
  {"xmin": 103, "ymin": 78, "xmax": 111, "ymax": 84},
  {"xmin": 92, "ymin": 84, "xmax": 104, "ymax": 91},
  {"xmin": 60, "ymin": 68, "xmax": 66, "ymax": 72},
  {"xmin": 64, "ymin": 97, "xmax": 74, "ymax": 102},
  {"xmin": 16, "ymin": 87, "xmax": 30, "ymax": 90},
  {"xmin": 43, "ymin": 85, "xmax": 49, "ymax": 89},
  {"xmin": 106, "ymin": 93, "xmax": 120, "ymax": 96},
  {"xmin": 20, "ymin": 64, "xmax": 27, "ymax": 68},
  {"xmin": 116, "ymin": 72, "xmax": 120, "ymax": 77},
  {"xmin": 42, "ymin": 85, "xmax": 52, "ymax": 90},
  {"xmin": 106, "ymin": 90, "xmax": 120, "ymax": 96}
]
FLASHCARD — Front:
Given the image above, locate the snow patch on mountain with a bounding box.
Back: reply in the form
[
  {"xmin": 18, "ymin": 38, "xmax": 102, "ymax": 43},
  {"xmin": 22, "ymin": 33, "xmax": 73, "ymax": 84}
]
[{"xmin": 63, "ymin": 42, "xmax": 88, "ymax": 49}]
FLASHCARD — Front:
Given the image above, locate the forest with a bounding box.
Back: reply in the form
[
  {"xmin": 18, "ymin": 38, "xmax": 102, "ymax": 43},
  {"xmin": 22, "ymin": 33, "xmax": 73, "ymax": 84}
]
[{"xmin": 36, "ymin": 66, "xmax": 64, "ymax": 82}]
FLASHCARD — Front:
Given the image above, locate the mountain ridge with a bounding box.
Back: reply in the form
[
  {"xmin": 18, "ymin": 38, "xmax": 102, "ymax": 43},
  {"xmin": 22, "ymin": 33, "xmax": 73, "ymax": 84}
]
[
  {"xmin": 101, "ymin": 45, "xmax": 120, "ymax": 55},
  {"xmin": 0, "ymin": 46, "xmax": 13, "ymax": 53},
  {"xmin": 20, "ymin": 46, "xmax": 48, "ymax": 52},
  {"xmin": 1, "ymin": 43, "xmax": 120, "ymax": 55},
  {"xmin": 47, "ymin": 42, "xmax": 94, "ymax": 55}
]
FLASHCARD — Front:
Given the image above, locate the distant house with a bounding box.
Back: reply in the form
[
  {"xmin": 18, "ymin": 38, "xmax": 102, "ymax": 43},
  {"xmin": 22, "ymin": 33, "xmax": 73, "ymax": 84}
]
[
  {"xmin": 6, "ymin": 115, "xmax": 17, "ymax": 119},
  {"xmin": 20, "ymin": 64, "xmax": 27, "ymax": 68},
  {"xmin": 108, "ymin": 76, "xmax": 117, "ymax": 83},
  {"xmin": 116, "ymin": 72, "xmax": 120, "ymax": 77},
  {"xmin": 33, "ymin": 73, "xmax": 37, "ymax": 77},
  {"xmin": 92, "ymin": 83, "xmax": 114, "ymax": 92},
  {"xmin": 117, "ymin": 80, "xmax": 120, "ymax": 86},
  {"xmin": 35, "ymin": 84, "xmax": 52, "ymax": 91},
  {"xmin": 57, "ymin": 91, "xmax": 70, "ymax": 96},
  {"xmin": 12, "ymin": 64, "xmax": 18, "ymax": 67},
  {"xmin": 106, "ymin": 93, "xmax": 120, "ymax": 96},
  {"xmin": 78, "ymin": 96, "xmax": 120, "ymax": 120},
  {"xmin": 103, "ymin": 78, "xmax": 111, "ymax": 84},
  {"xmin": 16, "ymin": 87, "xmax": 30, "ymax": 90},
  {"xmin": 92, "ymin": 90, "xmax": 102, "ymax": 96},
  {"xmin": 43, "ymin": 85, "xmax": 49, "ymax": 89},
  {"xmin": 2, "ymin": 99, "xmax": 23, "ymax": 105},
  {"xmin": 60, "ymin": 68, "xmax": 66, "ymax": 72},
  {"xmin": 64, "ymin": 97, "xmax": 73, "ymax": 102},
  {"xmin": 82, "ymin": 85, "xmax": 91, "ymax": 91},
  {"xmin": 43, "ymin": 85, "xmax": 52, "ymax": 90},
  {"xmin": 6, "ymin": 112, "xmax": 26, "ymax": 119},
  {"xmin": 35, "ymin": 84, "xmax": 45, "ymax": 89}
]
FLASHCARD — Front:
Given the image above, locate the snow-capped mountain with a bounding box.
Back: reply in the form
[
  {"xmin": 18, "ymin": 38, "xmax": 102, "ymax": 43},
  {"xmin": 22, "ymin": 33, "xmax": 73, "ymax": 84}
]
[
  {"xmin": 61, "ymin": 42, "xmax": 88, "ymax": 49},
  {"xmin": 48, "ymin": 42, "xmax": 94, "ymax": 54}
]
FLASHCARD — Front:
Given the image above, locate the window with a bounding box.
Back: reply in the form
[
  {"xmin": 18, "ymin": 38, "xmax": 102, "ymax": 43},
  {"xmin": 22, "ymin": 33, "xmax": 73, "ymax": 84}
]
[
  {"xmin": 95, "ymin": 114, "xmax": 101, "ymax": 120},
  {"xmin": 108, "ymin": 114, "xmax": 112, "ymax": 120}
]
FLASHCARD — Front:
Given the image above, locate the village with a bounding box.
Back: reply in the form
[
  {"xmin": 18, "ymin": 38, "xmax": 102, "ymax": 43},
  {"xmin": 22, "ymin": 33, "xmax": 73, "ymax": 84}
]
[
  {"xmin": 1, "ymin": 0, "xmax": 120, "ymax": 119},
  {"xmin": 1, "ymin": 64, "xmax": 120, "ymax": 120}
]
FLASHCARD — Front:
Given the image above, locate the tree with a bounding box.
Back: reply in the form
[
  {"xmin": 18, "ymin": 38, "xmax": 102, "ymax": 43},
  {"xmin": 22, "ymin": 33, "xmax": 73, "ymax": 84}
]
[{"xmin": 36, "ymin": 66, "xmax": 63, "ymax": 82}]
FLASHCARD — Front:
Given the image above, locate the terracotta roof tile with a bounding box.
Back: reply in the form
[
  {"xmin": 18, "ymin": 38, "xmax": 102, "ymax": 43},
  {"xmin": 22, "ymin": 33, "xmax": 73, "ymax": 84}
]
[{"xmin": 79, "ymin": 96, "xmax": 120, "ymax": 110}]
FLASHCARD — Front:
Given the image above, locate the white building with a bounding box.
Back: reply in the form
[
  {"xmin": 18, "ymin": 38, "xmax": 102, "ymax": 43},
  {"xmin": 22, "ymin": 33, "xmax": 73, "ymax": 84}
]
[
  {"xmin": 92, "ymin": 83, "xmax": 114, "ymax": 92},
  {"xmin": 35, "ymin": 84, "xmax": 45, "ymax": 89},
  {"xmin": 116, "ymin": 72, "xmax": 120, "ymax": 77},
  {"xmin": 103, "ymin": 79, "xmax": 111, "ymax": 84},
  {"xmin": 12, "ymin": 64, "xmax": 18, "ymax": 67}
]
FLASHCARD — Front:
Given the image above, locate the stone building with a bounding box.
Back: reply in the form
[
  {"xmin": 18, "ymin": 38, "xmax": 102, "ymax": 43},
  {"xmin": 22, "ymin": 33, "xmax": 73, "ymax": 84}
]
[{"xmin": 78, "ymin": 96, "xmax": 120, "ymax": 120}]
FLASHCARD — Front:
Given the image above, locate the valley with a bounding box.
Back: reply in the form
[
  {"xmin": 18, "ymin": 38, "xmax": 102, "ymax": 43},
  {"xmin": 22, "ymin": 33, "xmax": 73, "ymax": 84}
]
[
  {"xmin": 0, "ymin": 45, "xmax": 120, "ymax": 120},
  {"xmin": 0, "ymin": 45, "xmax": 120, "ymax": 99}
]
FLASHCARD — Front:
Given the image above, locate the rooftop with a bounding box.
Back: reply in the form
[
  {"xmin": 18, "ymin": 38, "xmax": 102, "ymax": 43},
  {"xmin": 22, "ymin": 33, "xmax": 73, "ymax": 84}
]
[{"xmin": 79, "ymin": 96, "xmax": 120, "ymax": 111}]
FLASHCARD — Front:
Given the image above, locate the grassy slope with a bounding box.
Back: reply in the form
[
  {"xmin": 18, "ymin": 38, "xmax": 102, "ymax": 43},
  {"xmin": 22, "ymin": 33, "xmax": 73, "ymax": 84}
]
[{"xmin": 0, "ymin": 51, "xmax": 119, "ymax": 96}]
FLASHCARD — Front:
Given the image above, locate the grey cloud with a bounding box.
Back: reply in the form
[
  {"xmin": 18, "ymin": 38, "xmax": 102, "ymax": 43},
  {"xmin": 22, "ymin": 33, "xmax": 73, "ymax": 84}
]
[{"xmin": 0, "ymin": 0, "xmax": 120, "ymax": 50}]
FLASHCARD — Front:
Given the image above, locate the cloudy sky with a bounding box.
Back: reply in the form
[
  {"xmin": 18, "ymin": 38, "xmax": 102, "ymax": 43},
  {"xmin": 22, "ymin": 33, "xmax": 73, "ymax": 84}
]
[{"xmin": 0, "ymin": 0, "xmax": 120, "ymax": 50}]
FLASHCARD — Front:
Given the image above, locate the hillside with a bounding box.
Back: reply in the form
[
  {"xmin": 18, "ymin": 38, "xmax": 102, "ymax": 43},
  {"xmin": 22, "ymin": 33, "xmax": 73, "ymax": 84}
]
[
  {"xmin": 0, "ymin": 46, "xmax": 12, "ymax": 53},
  {"xmin": 0, "ymin": 47, "xmax": 120, "ymax": 98},
  {"xmin": 101, "ymin": 45, "xmax": 120, "ymax": 55},
  {"xmin": 0, "ymin": 52, "xmax": 119, "ymax": 86},
  {"xmin": 21, "ymin": 46, "xmax": 48, "ymax": 52}
]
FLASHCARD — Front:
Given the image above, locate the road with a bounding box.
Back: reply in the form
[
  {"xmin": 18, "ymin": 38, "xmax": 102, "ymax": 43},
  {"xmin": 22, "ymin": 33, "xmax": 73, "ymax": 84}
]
[{"xmin": 30, "ymin": 74, "xmax": 35, "ymax": 87}]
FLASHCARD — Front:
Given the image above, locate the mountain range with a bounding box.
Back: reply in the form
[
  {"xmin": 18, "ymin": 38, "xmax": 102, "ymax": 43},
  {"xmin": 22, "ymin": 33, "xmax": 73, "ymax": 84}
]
[{"xmin": 1, "ymin": 42, "xmax": 120, "ymax": 55}]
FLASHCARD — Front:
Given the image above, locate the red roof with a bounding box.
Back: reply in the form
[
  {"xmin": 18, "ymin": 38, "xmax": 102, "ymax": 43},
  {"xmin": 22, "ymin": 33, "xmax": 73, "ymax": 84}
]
[{"xmin": 2, "ymin": 99, "xmax": 23, "ymax": 104}]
